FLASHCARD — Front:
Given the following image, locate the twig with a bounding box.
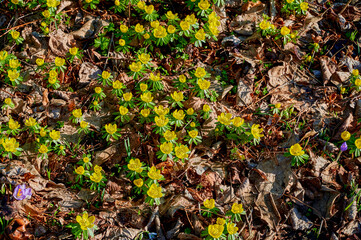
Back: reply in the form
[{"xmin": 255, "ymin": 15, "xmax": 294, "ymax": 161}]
[{"xmin": 339, "ymin": 0, "xmax": 352, "ymax": 15}]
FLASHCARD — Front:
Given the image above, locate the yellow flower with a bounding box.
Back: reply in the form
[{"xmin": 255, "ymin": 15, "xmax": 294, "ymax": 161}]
[
  {"xmin": 9, "ymin": 59, "xmax": 20, "ymax": 69},
  {"xmin": 251, "ymin": 124, "xmax": 264, "ymax": 139},
  {"xmin": 134, "ymin": 179, "xmax": 143, "ymax": 187},
  {"xmin": 129, "ymin": 61, "xmax": 142, "ymax": 72},
  {"xmin": 105, "ymin": 123, "xmax": 117, "ymax": 135},
  {"xmin": 195, "ymin": 29, "xmax": 205, "ymax": 41},
  {"xmin": 227, "ymin": 222, "xmax": 238, "ymax": 235},
  {"xmin": 198, "ymin": 0, "xmax": 210, "ymax": 10},
  {"xmin": 355, "ymin": 78, "xmax": 361, "ymax": 86},
  {"xmin": 75, "ymin": 166, "xmax": 85, "ymax": 175},
  {"xmin": 143, "ymin": 33, "xmax": 150, "ymax": 39},
  {"xmin": 11, "ymin": 0, "xmax": 19, "ymax": 4},
  {"xmin": 49, "ymin": 130, "xmax": 60, "ymax": 140},
  {"xmin": 144, "ymin": 5, "xmax": 154, "ymax": 14},
  {"xmin": 137, "ymin": 1, "xmax": 145, "ymax": 9},
  {"xmin": 232, "ymin": 117, "xmax": 244, "ymax": 127},
  {"xmin": 217, "ymin": 113, "xmax": 232, "ymax": 125},
  {"xmin": 49, "ymin": 69, "xmax": 58, "ymax": 78},
  {"xmin": 153, "ymin": 26, "xmax": 167, "ymax": 38},
  {"xmin": 188, "ymin": 130, "xmax": 198, "ymax": 139},
  {"xmin": 94, "ymin": 87, "xmax": 102, "ymax": 94},
  {"xmin": 179, "ymin": 75, "xmax": 186, "ymax": 83},
  {"xmin": 59, "ymin": 146, "xmax": 64, "ymax": 150},
  {"xmin": 141, "ymin": 92, "xmax": 153, "ymax": 103},
  {"xmin": 300, "ymin": 2, "xmax": 308, "ymax": 11},
  {"xmin": 114, "ymin": 0, "xmax": 120, "ymax": 6},
  {"xmin": 93, "ymin": 100, "xmax": 98, "ymax": 106},
  {"xmin": 203, "ymin": 198, "xmax": 215, "ymax": 209},
  {"xmin": 25, "ymin": 117, "xmax": 37, "ymax": 127},
  {"xmin": 119, "ymin": 25, "xmax": 128, "ymax": 33},
  {"xmin": 148, "ymin": 166, "xmax": 163, "ymax": 180},
  {"xmin": 180, "ymin": 21, "xmax": 190, "ymax": 31},
  {"xmin": 83, "ymin": 156, "xmax": 90, "ymax": 163},
  {"xmin": 94, "ymin": 165, "xmax": 102, "ymax": 173},
  {"xmin": 167, "ymin": 25, "xmax": 176, "ymax": 34},
  {"xmin": 352, "ymin": 69, "xmax": 359, "ymax": 76},
  {"xmin": 164, "ymin": 130, "xmax": 176, "ymax": 141},
  {"xmin": 39, "ymin": 144, "xmax": 48, "ymax": 154},
  {"xmin": 190, "ymin": 122, "xmax": 196, "ymax": 128},
  {"xmin": 47, "ymin": 0, "xmax": 59, "ymax": 7},
  {"xmin": 69, "ymin": 47, "xmax": 78, "ymax": 56},
  {"xmin": 49, "ymin": 77, "xmax": 57, "ymax": 85},
  {"xmin": 0, "ymin": 51, "xmax": 8, "ymax": 60},
  {"xmin": 36, "ymin": 58, "xmax": 44, "ymax": 66},
  {"xmin": 90, "ymin": 172, "xmax": 102, "ymax": 183},
  {"xmin": 280, "ymin": 26, "xmax": 290, "ymax": 36},
  {"xmin": 2, "ymin": 138, "xmax": 19, "ymax": 152},
  {"xmin": 119, "ymin": 39, "xmax": 126, "ymax": 46},
  {"xmin": 40, "ymin": 127, "xmax": 47, "ymax": 137},
  {"xmin": 209, "ymin": 25, "xmax": 219, "ymax": 36},
  {"xmin": 113, "ymin": 80, "xmax": 123, "ymax": 89},
  {"xmin": 203, "ymin": 104, "xmax": 210, "ymax": 112},
  {"xmin": 171, "ymin": 91, "xmax": 184, "ymax": 102},
  {"xmin": 151, "ymin": 21, "xmax": 160, "ymax": 28},
  {"xmin": 198, "ymin": 79, "xmax": 211, "ymax": 90},
  {"xmin": 10, "ymin": 31, "xmax": 20, "ymax": 40},
  {"xmin": 76, "ymin": 212, "xmax": 95, "ymax": 231},
  {"xmin": 140, "ymin": 83, "xmax": 148, "ymax": 92},
  {"xmin": 341, "ymin": 131, "xmax": 351, "ymax": 141},
  {"xmin": 289, "ymin": 143, "xmax": 304, "ymax": 156},
  {"xmin": 135, "ymin": 24, "xmax": 144, "ymax": 33},
  {"xmin": 186, "ymin": 14, "xmax": 197, "ymax": 25},
  {"xmin": 123, "ymin": 92, "xmax": 133, "ymax": 101},
  {"xmin": 166, "ymin": 11, "xmax": 178, "ymax": 20},
  {"xmin": 355, "ymin": 138, "xmax": 361, "ymax": 149},
  {"xmin": 160, "ymin": 142, "xmax": 173, "ymax": 154},
  {"xmin": 118, "ymin": 106, "xmax": 128, "ymax": 115},
  {"xmin": 195, "ymin": 67, "xmax": 207, "ymax": 78},
  {"xmin": 155, "ymin": 116, "xmax": 169, "ymax": 127},
  {"xmin": 9, "ymin": 119, "xmax": 20, "ymax": 130},
  {"xmin": 149, "ymin": 73, "xmax": 162, "ymax": 82},
  {"xmin": 41, "ymin": 22, "xmax": 47, "ymax": 27},
  {"xmin": 173, "ymin": 109, "xmax": 185, "ymax": 120},
  {"xmin": 139, "ymin": 53, "xmax": 150, "ymax": 64},
  {"xmin": 4, "ymin": 98, "xmax": 12, "ymax": 105},
  {"xmin": 8, "ymin": 69, "xmax": 19, "ymax": 81},
  {"xmin": 72, "ymin": 109, "xmax": 82, "ymax": 118},
  {"xmin": 286, "ymin": 0, "xmax": 294, "ymax": 3},
  {"xmin": 128, "ymin": 158, "xmax": 143, "ymax": 173},
  {"xmin": 208, "ymin": 224, "xmax": 224, "ymax": 239},
  {"xmin": 174, "ymin": 144, "xmax": 189, "ymax": 159},
  {"xmin": 275, "ymin": 103, "xmax": 281, "ymax": 109},
  {"xmin": 141, "ymin": 108, "xmax": 151, "ymax": 117},
  {"xmin": 259, "ymin": 20, "xmax": 271, "ymax": 30},
  {"xmin": 85, "ymin": 0, "xmax": 92, "ymax": 3},
  {"xmin": 231, "ymin": 202, "xmax": 244, "ymax": 214},
  {"xmin": 54, "ymin": 57, "xmax": 65, "ymax": 67},
  {"xmin": 154, "ymin": 105, "xmax": 169, "ymax": 116},
  {"xmin": 147, "ymin": 183, "xmax": 163, "ymax": 199},
  {"xmin": 216, "ymin": 218, "xmax": 226, "ymax": 225}
]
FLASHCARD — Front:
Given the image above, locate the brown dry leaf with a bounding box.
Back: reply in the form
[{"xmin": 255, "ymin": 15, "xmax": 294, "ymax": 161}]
[{"xmin": 48, "ymin": 29, "xmax": 74, "ymax": 57}]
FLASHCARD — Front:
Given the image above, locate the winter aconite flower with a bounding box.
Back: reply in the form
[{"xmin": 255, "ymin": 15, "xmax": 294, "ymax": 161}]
[
  {"xmin": 9, "ymin": 119, "xmax": 20, "ymax": 130},
  {"xmin": 36, "ymin": 58, "xmax": 44, "ymax": 66},
  {"xmin": 154, "ymin": 105, "xmax": 169, "ymax": 116},
  {"xmin": 166, "ymin": 11, "xmax": 178, "ymax": 20},
  {"xmin": 195, "ymin": 67, "xmax": 207, "ymax": 78},
  {"xmin": 144, "ymin": 4, "xmax": 154, "ymax": 14},
  {"xmin": 259, "ymin": 20, "xmax": 271, "ymax": 30},
  {"xmin": 198, "ymin": 0, "xmax": 210, "ymax": 10},
  {"xmin": 135, "ymin": 24, "xmax": 145, "ymax": 33},
  {"xmin": 49, "ymin": 130, "xmax": 60, "ymax": 140},
  {"xmin": 164, "ymin": 131, "xmax": 176, "ymax": 141},
  {"xmin": 174, "ymin": 144, "xmax": 189, "ymax": 159},
  {"xmin": 153, "ymin": 26, "xmax": 167, "ymax": 38},
  {"xmin": 216, "ymin": 218, "xmax": 226, "ymax": 225},
  {"xmin": 119, "ymin": 106, "xmax": 129, "ymax": 115},
  {"xmin": 195, "ymin": 29, "xmax": 206, "ymax": 41},
  {"xmin": 76, "ymin": 212, "xmax": 95, "ymax": 230},
  {"xmin": 147, "ymin": 183, "xmax": 163, "ymax": 199},
  {"xmin": 355, "ymin": 138, "xmax": 361, "ymax": 149},
  {"xmin": 138, "ymin": 53, "xmax": 150, "ymax": 64},
  {"xmin": 218, "ymin": 113, "xmax": 232, "ymax": 125},
  {"xmin": 173, "ymin": 110, "xmax": 185, "ymax": 120},
  {"xmin": 251, "ymin": 124, "xmax": 264, "ymax": 139},
  {"xmin": 54, "ymin": 57, "xmax": 65, "ymax": 67},
  {"xmin": 9, "ymin": 59, "xmax": 20, "ymax": 68},
  {"xmin": 128, "ymin": 158, "xmax": 143, "ymax": 173},
  {"xmin": 289, "ymin": 143, "xmax": 304, "ymax": 156},
  {"xmin": 94, "ymin": 165, "xmax": 102, "ymax": 173},
  {"xmin": 134, "ymin": 179, "xmax": 143, "ymax": 187},
  {"xmin": 160, "ymin": 142, "xmax": 173, "ymax": 154},
  {"xmin": 90, "ymin": 172, "xmax": 102, "ymax": 183},
  {"xmin": 75, "ymin": 166, "xmax": 85, "ymax": 175},
  {"xmin": 119, "ymin": 24, "xmax": 128, "ymax": 33},
  {"xmin": 25, "ymin": 117, "xmax": 37, "ymax": 127},
  {"xmin": 141, "ymin": 109, "xmax": 151, "ymax": 117},
  {"xmin": 232, "ymin": 117, "xmax": 244, "ymax": 127},
  {"xmin": 171, "ymin": 91, "xmax": 184, "ymax": 102},
  {"xmin": 280, "ymin": 26, "xmax": 290, "ymax": 36},
  {"xmin": 352, "ymin": 69, "xmax": 359, "ymax": 76},
  {"xmin": 129, "ymin": 62, "xmax": 142, "ymax": 72},
  {"xmin": 227, "ymin": 222, "xmax": 239, "ymax": 235},
  {"xmin": 198, "ymin": 79, "xmax": 210, "ymax": 90},
  {"xmin": 105, "ymin": 123, "xmax": 117, "ymax": 135},
  {"xmin": 208, "ymin": 224, "xmax": 224, "ymax": 239},
  {"xmin": 141, "ymin": 92, "xmax": 153, "ymax": 103},
  {"xmin": 72, "ymin": 109, "xmax": 82, "ymax": 118},
  {"xmin": 188, "ymin": 130, "xmax": 198, "ymax": 139},
  {"xmin": 341, "ymin": 131, "xmax": 351, "ymax": 141},
  {"xmin": 300, "ymin": 2, "xmax": 309, "ymax": 11},
  {"xmin": 47, "ymin": 0, "xmax": 59, "ymax": 8},
  {"xmin": 148, "ymin": 166, "xmax": 163, "ymax": 180},
  {"xmin": 69, "ymin": 47, "xmax": 78, "ymax": 56},
  {"xmin": 231, "ymin": 202, "xmax": 244, "ymax": 214},
  {"xmin": 10, "ymin": 30, "xmax": 20, "ymax": 39},
  {"xmin": 2, "ymin": 138, "xmax": 19, "ymax": 153},
  {"xmin": 13, "ymin": 184, "xmax": 32, "ymax": 200},
  {"xmin": 39, "ymin": 144, "xmax": 48, "ymax": 154},
  {"xmin": 155, "ymin": 116, "xmax": 169, "ymax": 127}
]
